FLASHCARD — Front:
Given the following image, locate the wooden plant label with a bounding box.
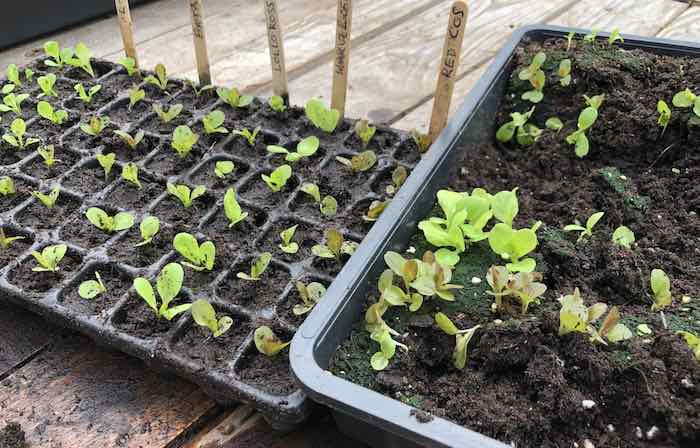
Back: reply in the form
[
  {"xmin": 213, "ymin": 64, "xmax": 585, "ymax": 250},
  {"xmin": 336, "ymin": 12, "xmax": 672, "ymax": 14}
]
[
  {"xmin": 331, "ymin": 0, "xmax": 353, "ymax": 118},
  {"xmin": 429, "ymin": 0, "xmax": 468, "ymax": 142},
  {"xmin": 114, "ymin": 0, "xmax": 138, "ymax": 67},
  {"xmin": 188, "ymin": 0, "xmax": 212, "ymax": 86},
  {"xmin": 263, "ymin": 0, "xmax": 289, "ymax": 102}
]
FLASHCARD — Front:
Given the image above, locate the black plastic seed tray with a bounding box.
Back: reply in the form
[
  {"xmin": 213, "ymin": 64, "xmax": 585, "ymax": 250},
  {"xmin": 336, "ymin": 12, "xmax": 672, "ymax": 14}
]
[
  {"xmin": 290, "ymin": 25, "xmax": 700, "ymax": 447},
  {"xmin": 0, "ymin": 58, "xmax": 420, "ymax": 428}
]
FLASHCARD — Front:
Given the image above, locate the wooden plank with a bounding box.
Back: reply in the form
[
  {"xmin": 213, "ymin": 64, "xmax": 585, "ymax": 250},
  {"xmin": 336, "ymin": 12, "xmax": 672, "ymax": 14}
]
[
  {"xmin": 657, "ymin": 6, "xmax": 700, "ymax": 41},
  {"xmin": 0, "ymin": 332, "xmax": 217, "ymax": 447},
  {"xmin": 0, "ymin": 302, "xmax": 54, "ymax": 377}
]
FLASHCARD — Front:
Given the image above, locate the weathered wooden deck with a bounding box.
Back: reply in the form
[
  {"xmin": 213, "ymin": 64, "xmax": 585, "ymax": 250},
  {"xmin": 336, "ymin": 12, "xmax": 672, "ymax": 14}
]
[{"xmin": 1, "ymin": 1, "xmax": 698, "ymax": 446}]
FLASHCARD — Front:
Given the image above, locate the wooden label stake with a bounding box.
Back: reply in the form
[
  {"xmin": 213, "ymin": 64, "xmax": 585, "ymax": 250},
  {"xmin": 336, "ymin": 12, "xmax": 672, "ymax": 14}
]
[
  {"xmin": 114, "ymin": 0, "xmax": 138, "ymax": 67},
  {"xmin": 331, "ymin": 0, "xmax": 353, "ymax": 118},
  {"xmin": 263, "ymin": 0, "xmax": 289, "ymax": 103},
  {"xmin": 188, "ymin": 0, "xmax": 212, "ymax": 86},
  {"xmin": 429, "ymin": 1, "xmax": 468, "ymax": 142}
]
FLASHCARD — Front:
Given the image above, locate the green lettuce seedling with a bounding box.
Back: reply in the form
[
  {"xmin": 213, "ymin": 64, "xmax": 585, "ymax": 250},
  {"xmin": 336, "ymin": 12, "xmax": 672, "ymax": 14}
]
[
  {"xmin": 144, "ymin": 63, "xmax": 169, "ymax": 91},
  {"xmin": 223, "ymin": 188, "xmax": 248, "ymax": 227},
  {"xmin": 278, "ymin": 225, "xmax": 299, "ymax": 254},
  {"xmin": 312, "ymin": 228, "xmax": 358, "ymax": 260},
  {"xmin": 294, "ymin": 281, "xmax": 326, "ymax": 315},
  {"xmin": 267, "ymin": 136, "xmax": 319, "ymax": 162},
  {"xmin": 237, "ymin": 252, "xmax": 272, "ymax": 281},
  {"xmin": 187, "ymin": 79, "xmax": 214, "ymax": 97},
  {"xmin": 381, "ymin": 253, "xmax": 422, "ymax": 310},
  {"xmin": 305, "ymin": 98, "xmax": 339, "ymax": 133},
  {"xmin": 677, "ymin": 331, "xmax": 700, "ymax": 361},
  {"xmin": 583, "ymin": 28, "xmax": 598, "ymax": 43},
  {"xmin": 67, "ymin": 43, "xmax": 94, "ymax": 77},
  {"xmin": 612, "ymin": 225, "xmax": 635, "ymax": 249},
  {"xmin": 191, "ymin": 299, "xmax": 233, "ymax": 337},
  {"xmin": 128, "ymin": 86, "xmax": 145, "ymax": 110},
  {"xmin": 80, "ymin": 116, "xmax": 109, "ymax": 136},
  {"xmin": 133, "ymin": 262, "xmax": 191, "ymax": 320},
  {"xmin": 254, "ymin": 326, "xmax": 290, "ymax": 356},
  {"xmin": 74, "ymin": 83, "xmax": 101, "ymax": 103},
  {"xmin": 608, "ymin": 28, "xmax": 624, "ymax": 45},
  {"xmin": 672, "ymin": 88, "xmax": 700, "ymax": 124},
  {"xmin": 96, "ymin": 153, "xmax": 116, "ymax": 180},
  {"xmin": 410, "ymin": 129, "xmax": 432, "ymax": 153},
  {"xmin": 650, "ymin": 268, "xmax": 671, "ymax": 311},
  {"xmin": 495, "ymin": 106, "xmax": 541, "ymax": 146},
  {"xmin": 518, "ymin": 51, "xmax": 546, "ymax": 103},
  {"xmin": 486, "ymin": 266, "xmax": 546, "ymax": 314},
  {"xmin": 37, "ymin": 145, "xmax": 59, "ymax": 168},
  {"xmin": 408, "ymin": 250, "xmax": 462, "ymax": 302},
  {"xmin": 0, "ymin": 92, "xmax": 29, "ymax": 116},
  {"xmin": 43, "ymin": 41, "xmax": 74, "ymax": 68},
  {"xmin": 386, "ymin": 166, "xmax": 407, "ymax": 196},
  {"xmin": 85, "ymin": 207, "xmax": 135, "ymax": 233},
  {"xmin": 37, "ymin": 74, "xmax": 58, "ymax": 98},
  {"xmin": 232, "ymin": 126, "xmax": 261, "ymax": 146},
  {"xmin": 152, "ymin": 103, "xmax": 183, "ymax": 123},
  {"xmin": 566, "ymin": 31, "xmax": 575, "ymax": 51},
  {"xmin": 4, "ymin": 118, "xmax": 40, "ymax": 149},
  {"xmin": 173, "ymin": 232, "xmax": 215, "ymax": 271},
  {"xmin": 363, "ymin": 200, "xmax": 388, "ymax": 222},
  {"xmin": 369, "ymin": 327, "xmax": 407, "ymax": 371},
  {"xmin": 355, "ymin": 119, "xmax": 376, "ymax": 148},
  {"xmin": 113, "ymin": 129, "xmax": 144, "ymax": 150},
  {"xmin": 214, "ymin": 160, "xmax": 235, "ymax": 178},
  {"xmin": 0, "ymin": 228, "xmax": 25, "ymax": 248},
  {"xmin": 558, "ymin": 59, "xmax": 572, "ymax": 86},
  {"xmin": 320, "ymin": 195, "xmax": 337, "ymax": 217},
  {"xmin": 558, "ymin": 288, "xmax": 632, "ymax": 344},
  {"xmin": 261, "ymin": 164, "xmax": 292, "ymax": 192},
  {"xmin": 121, "ymin": 162, "xmax": 141, "ymax": 188},
  {"xmin": 300, "ymin": 182, "xmax": 321, "ymax": 202},
  {"xmin": 657, "ymin": 100, "xmax": 671, "ymax": 136},
  {"xmin": 32, "ymin": 186, "xmax": 60, "ymax": 209},
  {"xmin": 167, "ymin": 183, "xmax": 206, "ymax": 208},
  {"xmin": 268, "ymin": 95, "xmax": 287, "ymax": 112},
  {"xmin": 434, "ymin": 312, "xmax": 480, "ymax": 369},
  {"xmin": 202, "ymin": 109, "xmax": 228, "ymax": 134},
  {"xmin": 171, "ymin": 125, "xmax": 199, "ymax": 157},
  {"xmin": 135, "ymin": 216, "xmax": 160, "ymax": 247},
  {"xmin": 78, "ymin": 271, "xmax": 106, "ymax": 299},
  {"xmin": 545, "ymin": 117, "xmax": 563, "ymax": 132},
  {"xmin": 0, "ymin": 176, "xmax": 15, "ymax": 196},
  {"xmin": 488, "ymin": 222, "xmax": 539, "ymax": 273},
  {"xmin": 118, "ymin": 57, "xmax": 138, "ymax": 76},
  {"xmin": 564, "ymin": 211, "xmax": 604, "ymax": 242},
  {"xmin": 37, "ymin": 101, "xmax": 68, "ymax": 125},
  {"xmin": 566, "ymin": 95, "xmax": 604, "ymax": 157},
  {"xmin": 335, "ymin": 150, "xmax": 377, "ymax": 173},
  {"xmin": 217, "ymin": 86, "xmax": 253, "ymax": 108},
  {"xmin": 6, "ymin": 64, "xmax": 21, "ymax": 87},
  {"xmin": 31, "ymin": 243, "xmax": 67, "ymax": 272}
]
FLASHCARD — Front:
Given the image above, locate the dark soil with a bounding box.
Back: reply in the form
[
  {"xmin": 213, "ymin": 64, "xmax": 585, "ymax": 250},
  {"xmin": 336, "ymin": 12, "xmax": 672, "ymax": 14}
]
[
  {"xmin": 59, "ymin": 263, "xmax": 133, "ymax": 317},
  {"xmin": 199, "ymin": 206, "xmax": 268, "ymax": 261},
  {"xmin": 0, "ymin": 177, "xmax": 36, "ymax": 213},
  {"xmin": 256, "ymin": 217, "xmax": 323, "ymax": 263},
  {"xmin": 99, "ymin": 132, "xmax": 158, "ymax": 162},
  {"xmin": 139, "ymin": 108, "xmax": 194, "ymax": 137},
  {"xmin": 58, "ymin": 210, "xmax": 116, "ymax": 249},
  {"xmin": 216, "ymin": 261, "xmax": 291, "ymax": 312},
  {"xmin": 14, "ymin": 192, "xmax": 82, "ymax": 230},
  {"xmin": 0, "ymin": 422, "xmax": 27, "ymax": 448},
  {"xmin": 60, "ymin": 158, "xmax": 119, "ymax": 195},
  {"xmin": 107, "ymin": 223, "xmax": 175, "ymax": 269},
  {"xmin": 173, "ymin": 316, "xmax": 252, "ymax": 371},
  {"xmin": 186, "ymin": 155, "xmax": 251, "ymax": 192},
  {"xmin": 332, "ymin": 37, "xmax": 700, "ymax": 448},
  {"xmin": 8, "ymin": 248, "xmax": 82, "ymax": 294},
  {"xmin": 105, "ymin": 174, "xmax": 164, "ymax": 214},
  {"xmin": 278, "ymin": 274, "xmax": 330, "ymax": 328},
  {"xmin": 150, "ymin": 191, "xmax": 217, "ymax": 231},
  {"xmin": 238, "ymin": 174, "xmax": 299, "ymax": 209},
  {"xmin": 0, "ymin": 230, "xmax": 32, "ymax": 270},
  {"xmin": 235, "ymin": 328, "xmax": 296, "ymax": 396},
  {"xmin": 112, "ymin": 292, "xmax": 185, "ymax": 339},
  {"xmin": 143, "ymin": 144, "xmax": 206, "ymax": 178}
]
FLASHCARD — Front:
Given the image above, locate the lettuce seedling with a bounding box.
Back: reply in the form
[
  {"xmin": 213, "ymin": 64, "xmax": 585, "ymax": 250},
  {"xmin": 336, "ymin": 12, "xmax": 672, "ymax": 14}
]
[
  {"xmin": 78, "ymin": 271, "xmax": 106, "ymax": 299},
  {"xmin": 363, "ymin": 200, "xmax": 388, "ymax": 222},
  {"xmin": 223, "ymin": 188, "xmax": 248, "ymax": 227},
  {"xmin": 191, "ymin": 299, "xmax": 233, "ymax": 337},
  {"xmin": 31, "ymin": 243, "xmax": 67, "ymax": 272},
  {"xmin": 261, "ymin": 164, "xmax": 292, "ymax": 192},
  {"xmin": 214, "ymin": 160, "xmax": 235, "ymax": 178},
  {"xmin": 267, "ymin": 136, "xmax": 319, "ymax": 162},
  {"xmin": 80, "ymin": 116, "xmax": 109, "ymax": 136},
  {"xmin": 486, "ymin": 266, "xmax": 547, "ymax": 314},
  {"xmin": 254, "ymin": 326, "xmax": 290, "ymax": 356},
  {"xmin": 545, "ymin": 117, "xmax": 563, "ymax": 132},
  {"xmin": 558, "ymin": 288, "xmax": 632, "ymax": 344},
  {"xmin": 217, "ymin": 86, "xmax": 253, "ymax": 108},
  {"xmin": 37, "ymin": 74, "xmax": 58, "ymax": 98},
  {"xmin": 43, "ymin": 41, "xmax": 74, "ymax": 68},
  {"xmin": 566, "ymin": 95, "xmax": 603, "ymax": 157},
  {"xmin": 409, "ymin": 251, "xmax": 462, "ymax": 301},
  {"xmin": 564, "ymin": 211, "xmax": 604, "ymax": 242},
  {"xmin": 268, "ymin": 95, "xmax": 287, "ymax": 112},
  {"xmin": 67, "ymin": 43, "xmax": 94, "ymax": 77},
  {"xmin": 152, "ymin": 103, "xmax": 183, "ymax": 123},
  {"xmin": 37, "ymin": 101, "xmax": 68, "ymax": 125},
  {"xmin": 434, "ymin": 312, "xmax": 480, "ymax": 369},
  {"xmin": 37, "ymin": 145, "xmax": 59, "ymax": 168},
  {"xmin": 96, "ymin": 152, "xmax": 116, "ymax": 180},
  {"xmin": 167, "ymin": 183, "xmax": 206, "ymax": 208},
  {"xmin": 377, "ymin": 268, "xmax": 421, "ymax": 312},
  {"xmin": 0, "ymin": 92, "xmax": 29, "ymax": 116},
  {"xmin": 383, "ymin": 252, "xmax": 421, "ymax": 300},
  {"xmin": 495, "ymin": 107, "xmax": 541, "ymax": 146},
  {"xmin": 232, "ymin": 126, "xmax": 261, "ymax": 147},
  {"xmin": 305, "ymin": 98, "xmax": 340, "ymax": 133},
  {"xmin": 278, "ymin": 224, "xmax": 299, "ymax": 254},
  {"xmin": 294, "ymin": 281, "xmax": 326, "ymax": 315},
  {"xmin": 370, "ymin": 327, "xmax": 407, "ymax": 371},
  {"xmin": 173, "ymin": 232, "xmax": 215, "ymax": 271},
  {"xmin": 0, "ymin": 228, "xmax": 25, "ymax": 248},
  {"xmin": 128, "ymin": 86, "xmax": 145, "ymax": 110},
  {"xmin": 6, "ymin": 64, "xmax": 21, "ymax": 87},
  {"xmin": 4, "ymin": 118, "xmax": 40, "ymax": 149},
  {"xmin": 32, "ymin": 186, "xmax": 59, "ymax": 209},
  {"xmin": 300, "ymin": 182, "xmax": 321, "ymax": 202},
  {"xmin": 386, "ymin": 166, "xmax": 408, "ymax": 196},
  {"xmin": 144, "ymin": 63, "xmax": 169, "ymax": 91},
  {"xmin": 187, "ymin": 79, "xmax": 215, "ymax": 97},
  {"xmin": 558, "ymin": 58, "xmax": 572, "ymax": 86},
  {"xmin": 118, "ymin": 57, "xmax": 138, "ymax": 76},
  {"xmin": 355, "ymin": 119, "xmax": 376, "ymax": 149},
  {"xmin": 237, "ymin": 252, "xmax": 272, "ymax": 281},
  {"xmin": 121, "ymin": 162, "xmax": 141, "ymax": 188},
  {"xmin": 320, "ymin": 195, "xmax": 337, "ymax": 217},
  {"xmin": 0, "ymin": 176, "xmax": 15, "ymax": 196},
  {"xmin": 312, "ymin": 228, "xmax": 357, "ymax": 260},
  {"xmin": 566, "ymin": 31, "xmax": 575, "ymax": 51},
  {"xmin": 677, "ymin": 331, "xmax": 700, "ymax": 361},
  {"xmin": 136, "ymin": 216, "xmax": 160, "ymax": 247},
  {"xmin": 657, "ymin": 100, "xmax": 671, "ymax": 136},
  {"xmin": 171, "ymin": 125, "xmax": 199, "ymax": 157},
  {"xmin": 583, "ymin": 29, "xmax": 598, "ymax": 43},
  {"xmin": 612, "ymin": 225, "xmax": 635, "ymax": 249},
  {"xmin": 650, "ymin": 268, "xmax": 671, "ymax": 311},
  {"xmin": 113, "ymin": 129, "xmax": 144, "ymax": 150},
  {"xmin": 518, "ymin": 51, "xmax": 546, "ymax": 103},
  {"xmin": 25, "ymin": 68, "xmax": 34, "ymax": 83},
  {"xmin": 74, "ymin": 83, "xmax": 101, "ymax": 103},
  {"xmin": 134, "ymin": 262, "xmax": 191, "ymax": 320},
  {"xmin": 608, "ymin": 28, "xmax": 624, "ymax": 45},
  {"xmin": 199, "ymin": 109, "xmax": 228, "ymax": 134},
  {"xmin": 335, "ymin": 150, "xmax": 377, "ymax": 173},
  {"xmin": 85, "ymin": 207, "xmax": 135, "ymax": 233},
  {"xmin": 488, "ymin": 222, "xmax": 539, "ymax": 272},
  {"xmin": 410, "ymin": 129, "xmax": 432, "ymax": 153},
  {"xmin": 672, "ymin": 88, "xmax": 700, "ymax": 124}
]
